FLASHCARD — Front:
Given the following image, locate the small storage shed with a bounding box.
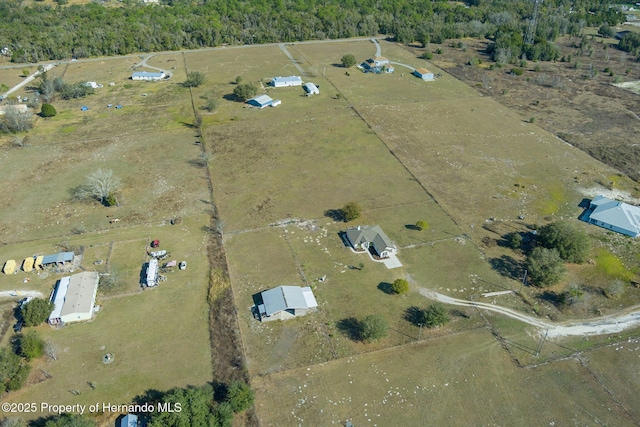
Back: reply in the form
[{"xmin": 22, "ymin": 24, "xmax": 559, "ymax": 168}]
[
  {"xmin": 42, "ymin": 251, "xmax": 75, "ymax": 267},
  {"xmin": 303, "ymin": 82, "xmax": 320, "ymax": 96},
  {"xmin": 3, "ymin": 260, "xmax": 16, "ymax": 275},
  {"xmin": 413, "ymin": 68, "xmax": 434, "ymax": 81},
  {"xmin": 22, "ymin": 257, "xmax": 34, "ymax": 273},
  {"xmin": 34, "ymin": 255, "xmax": 44, "ymax": 270}
]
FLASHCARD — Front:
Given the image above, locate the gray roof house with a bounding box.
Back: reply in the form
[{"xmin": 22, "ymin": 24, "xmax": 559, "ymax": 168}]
[
  {"xmin": 257, "ymin": 286, "xmax": 318, "ymax": 321},
  {"xmin": 583, "ymin": 195, "xmax": 640, "ymax": 237},
  {"xmin": 345, "ymin": 225, "xmax": 397, "ymax": 258}
]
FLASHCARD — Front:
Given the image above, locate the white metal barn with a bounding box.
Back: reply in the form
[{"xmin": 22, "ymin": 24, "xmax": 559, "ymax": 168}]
[
  {"xmin": 247, "ymin": 94, "xmax": 279, "ymax": 108},
  {"xmin": 257, "ymin": 286, "xmax": 318, "ymax": 321},
  {"xmin": 48, "ymin": 271, "xmax": 99, "ymax": 325},
  {"xmin": 271, "ymin": 76, "xmax": 303, "ymax": 87},
  {"xmin": 303, "ymin": 82, "xmax": 320, "ymax": 96},
  {"xmin": 413, "ymin": 68, "xmax": 434, "ymax": 81}
]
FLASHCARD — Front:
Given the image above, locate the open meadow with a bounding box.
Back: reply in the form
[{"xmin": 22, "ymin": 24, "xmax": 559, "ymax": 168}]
[
  {"xmin": 252, "ymin": 327, "xmax": 636, "ymax": 426},
  {"xmin": 189, "ymin": 39, "xmax": 640, "ymax": 424},
  {"xmin": 1, "ymin": 36, "xmax": 640, "ymax": 426}
]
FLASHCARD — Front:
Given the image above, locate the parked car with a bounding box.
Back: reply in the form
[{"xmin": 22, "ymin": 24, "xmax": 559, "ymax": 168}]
[{"xmin": 179, "ymin": 261, "xmax": 187, "ymax": 270}]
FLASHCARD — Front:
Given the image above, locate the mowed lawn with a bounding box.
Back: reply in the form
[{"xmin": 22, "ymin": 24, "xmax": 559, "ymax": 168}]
[{"xmin": 252, "ymin": 327, "xmax": 633, "ymax": 426}]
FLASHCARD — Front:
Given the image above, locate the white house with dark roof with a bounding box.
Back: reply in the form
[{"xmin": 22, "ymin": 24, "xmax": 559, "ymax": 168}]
[
  {"xmin": 271, "ymin": 76, "xmax": 303, "ymax": 87},
  {"xmin": 257, "ymin": 286, "xmax": 318, "ymax": 321},
  {"xmin": 345, "ymin": 225, "xmax": 397, "ymax": 258},
  {"xmin": 583, "ymin": 195, "xmax": 640, "ymax": 237},
  {"xmin": 48, "ymin": 271, "xmax": 99, "ymax": 325}
]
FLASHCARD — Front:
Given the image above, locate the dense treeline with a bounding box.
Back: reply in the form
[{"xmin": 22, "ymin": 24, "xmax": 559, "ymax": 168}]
[{"xmin": 0, "ymin": 0, "xmax": 625, "ymax": 62}]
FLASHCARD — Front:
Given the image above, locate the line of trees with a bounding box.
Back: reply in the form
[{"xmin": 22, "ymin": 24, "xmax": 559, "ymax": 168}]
[{"xmin": 0, "ymin": 0, "xmax": 625, "ymax": 63}]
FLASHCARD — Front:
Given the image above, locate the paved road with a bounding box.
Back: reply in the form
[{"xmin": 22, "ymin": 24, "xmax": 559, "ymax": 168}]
[{"xmin": 419, "ymin": 287, "xmax": 640, "ymax": 338}]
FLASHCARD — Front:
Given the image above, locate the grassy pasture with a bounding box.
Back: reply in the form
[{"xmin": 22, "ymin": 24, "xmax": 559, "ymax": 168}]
[
  {"xmin": 294, "ymin": 40, "xmax": 626, "ymax": 235},
  {"xmin": 0, "ymin": 50, "xmax": 215, "ymax": 421},
  {"xmin": 0, "ymin": 68, "xmax": 29, "ymax": 92},
  {"xmin": 252, "ymin": 327, "xmax": 634, "ymax": 426},
  {"xmin": 0, "ymin": 124, "xmax": 209, "ymax": 243},
  {"xmin": 199, "ymin": 65, "xmax": 430, "ymax": 232},
  {"xmin": 2, "ymin": 217, "xmax": 212, "ymax": 419},
  {"xmin": 225, "ymin": 219, "xmax": 487, "ymax": 376}
]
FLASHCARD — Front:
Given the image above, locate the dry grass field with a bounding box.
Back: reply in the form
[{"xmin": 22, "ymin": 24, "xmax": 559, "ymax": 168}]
[
  {"xmin": 1, "ymin": 36, "xmax": 640, "ymax": 426},
  {"xmin": 252, "ymin": 328, "xmax": 636, "ymax": 426},
  {"xmin": 194, "ymin": 39, "xmax": 640, "ymax": 425},
  {"xmin": 0, "ymin": 54, "xmax": 214, "ymax": 422}
]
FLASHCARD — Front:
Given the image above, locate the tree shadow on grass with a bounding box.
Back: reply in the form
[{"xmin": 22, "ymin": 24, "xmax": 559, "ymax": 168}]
[
  {"xmin": 489, "ymin": 255, "xmax": 523, "ymax": 280},
  {"xmin": 404, "ymin": 306, "xmax": 424, "ymax": 326},
  {"xmin": 537, "ymin": 290, "xmax": 562, "ymax": 307},
  {"xmin": 187, "ymin": 158, "xmax": 208, "ymax": 168},
  {"xmin": 377, "ymin": 282, "xmax": 394, "ymax": 295},
  {"xmin": 336, "ymin": 317, "xmax": 361, "ymax": 342},
  {"xmin": 324, "ymin": 208, "xmax": 344, "ymax": 222}
]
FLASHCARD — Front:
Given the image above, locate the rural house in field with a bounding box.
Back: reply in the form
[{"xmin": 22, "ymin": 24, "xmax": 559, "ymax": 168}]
[
  {"xmin": 582, "ymin": 195, "xmax": 640, "ymax": 237},
  {"xmin": 131, "ymin": 71, "xmax": 165, "ymax": 81},
  {"xmin": 48, "ymin": 271, "xmax": 99, "ymax": 325},
  {"xmin": 413, "ymin": 68, "xmax": 434, "ymax": 80},
  {"xmin": 271, "ymin": 76, "xmax": 303, "ymax": 87},
  {"xmin": 345, "ymin": 225, "xmax": 397, "ymax": 258},
  {"xmin": 256, "ymin": 286, "xmax": 318, "ymax": 321},
  {"xmin": 246, "ymin": 94, "xmax": 280, "ymax": 108}
]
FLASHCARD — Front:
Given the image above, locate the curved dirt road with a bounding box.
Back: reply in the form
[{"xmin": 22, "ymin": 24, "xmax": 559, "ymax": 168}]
[{"xmin": 419, "ymin": 287, "xmax": 640, "ymax": 338}]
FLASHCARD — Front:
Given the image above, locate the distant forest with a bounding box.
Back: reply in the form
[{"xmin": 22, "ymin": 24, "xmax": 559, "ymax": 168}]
[{"xmin": 0, "ymin": 0, "xmax": 626, "ymax": 63}]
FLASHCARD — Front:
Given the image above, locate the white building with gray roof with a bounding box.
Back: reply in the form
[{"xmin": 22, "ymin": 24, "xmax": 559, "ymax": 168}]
[
  {"xmin": 257, "ymin": 286, "xmax": 318, "ymax": 321},
  {"xmin": 48, "ymin": 271, "xmax": 99, "ymax": 325},
  {"xmin": 584, "ymin": 195, "xmax": 640, "ymax": 237}
]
